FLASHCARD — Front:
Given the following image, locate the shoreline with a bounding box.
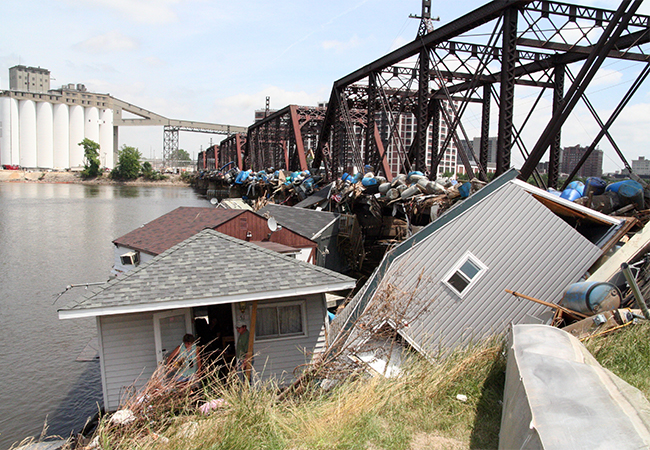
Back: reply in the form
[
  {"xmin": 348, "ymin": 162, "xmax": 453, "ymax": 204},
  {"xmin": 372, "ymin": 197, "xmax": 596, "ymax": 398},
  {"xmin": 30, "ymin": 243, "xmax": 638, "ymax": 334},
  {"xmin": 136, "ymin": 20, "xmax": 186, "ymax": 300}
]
[{"xmin": 0, "ymin": 169, "xmax": 191, "ymax": 187}]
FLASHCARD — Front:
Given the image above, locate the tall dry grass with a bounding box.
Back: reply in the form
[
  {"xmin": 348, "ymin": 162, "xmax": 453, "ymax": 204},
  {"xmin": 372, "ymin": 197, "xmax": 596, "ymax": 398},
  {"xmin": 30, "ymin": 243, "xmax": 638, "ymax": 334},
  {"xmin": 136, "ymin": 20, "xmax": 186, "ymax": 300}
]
[{"xmin": 81, "ymin": 336, "xmax": 506, "ymax": 450}]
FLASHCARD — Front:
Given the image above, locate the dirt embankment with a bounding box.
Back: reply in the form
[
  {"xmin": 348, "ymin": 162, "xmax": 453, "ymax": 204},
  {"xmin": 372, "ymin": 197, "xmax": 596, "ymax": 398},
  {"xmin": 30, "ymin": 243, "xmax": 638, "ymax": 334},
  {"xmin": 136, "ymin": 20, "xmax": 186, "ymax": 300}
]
[{"xmin": 0, "ymin": 170, "xmax": 190, "ymax": 186}]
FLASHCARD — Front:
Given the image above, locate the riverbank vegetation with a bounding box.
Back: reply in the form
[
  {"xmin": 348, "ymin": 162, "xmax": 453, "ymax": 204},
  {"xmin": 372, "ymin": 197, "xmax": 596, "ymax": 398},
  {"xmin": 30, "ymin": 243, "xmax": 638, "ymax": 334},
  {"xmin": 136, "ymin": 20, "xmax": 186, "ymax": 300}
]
[
  {"xmin": 18, "ymin": 321, "xmax": 650, "ymax": 449},
  {"xmin": 85, "ymin": 337, "xmax": 506, "ymax": 450}
]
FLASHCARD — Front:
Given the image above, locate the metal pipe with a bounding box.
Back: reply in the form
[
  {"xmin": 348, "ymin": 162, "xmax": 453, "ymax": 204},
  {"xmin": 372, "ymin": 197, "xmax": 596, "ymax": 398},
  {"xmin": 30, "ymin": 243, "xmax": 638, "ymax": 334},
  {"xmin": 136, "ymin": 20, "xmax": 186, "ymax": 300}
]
[{"xmin": 621, "ymin": 262, "xmax": 650, "ymax": 320}]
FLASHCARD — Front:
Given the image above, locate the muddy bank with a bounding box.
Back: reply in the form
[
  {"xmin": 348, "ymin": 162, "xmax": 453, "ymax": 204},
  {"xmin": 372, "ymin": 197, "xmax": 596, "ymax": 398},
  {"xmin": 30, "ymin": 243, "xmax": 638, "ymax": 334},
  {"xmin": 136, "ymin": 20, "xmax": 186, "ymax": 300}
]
[{"xmin": 0, "ymin": 170, "xmax": 190, "ymax": 187}]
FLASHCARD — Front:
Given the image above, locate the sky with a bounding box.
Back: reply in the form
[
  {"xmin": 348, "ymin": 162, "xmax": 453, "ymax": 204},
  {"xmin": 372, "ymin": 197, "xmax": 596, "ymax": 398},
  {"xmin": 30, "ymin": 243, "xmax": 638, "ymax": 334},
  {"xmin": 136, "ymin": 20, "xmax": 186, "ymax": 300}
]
[{"xmin": 1, "ymin": 0, "xmax": 649, "ymax": 173}]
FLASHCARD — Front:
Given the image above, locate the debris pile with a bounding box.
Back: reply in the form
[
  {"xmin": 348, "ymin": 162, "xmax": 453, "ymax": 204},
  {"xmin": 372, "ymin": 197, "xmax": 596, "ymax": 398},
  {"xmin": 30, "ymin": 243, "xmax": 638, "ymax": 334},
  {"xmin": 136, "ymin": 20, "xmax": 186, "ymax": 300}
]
[{"xmin": 556, "ymin": 177, "xmax": 649, "ymax": 222}]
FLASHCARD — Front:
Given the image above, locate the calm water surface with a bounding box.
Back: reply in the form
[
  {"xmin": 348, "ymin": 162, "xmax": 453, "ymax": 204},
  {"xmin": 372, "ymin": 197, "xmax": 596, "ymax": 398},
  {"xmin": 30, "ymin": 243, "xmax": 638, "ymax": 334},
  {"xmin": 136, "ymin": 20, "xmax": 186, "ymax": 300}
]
[{"xmin": 0, "ymin": 183, "xmax": 209, "ymax": 449}]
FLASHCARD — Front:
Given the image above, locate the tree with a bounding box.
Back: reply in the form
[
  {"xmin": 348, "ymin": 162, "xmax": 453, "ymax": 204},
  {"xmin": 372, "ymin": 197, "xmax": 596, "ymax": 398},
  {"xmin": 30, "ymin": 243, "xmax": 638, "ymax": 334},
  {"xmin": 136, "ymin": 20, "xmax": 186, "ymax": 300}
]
[
  {"xmin": 171, "ymin": 149, "xmax": 191, "ymax": 161},
  {"xmin": 80, "ymin": 138, "xmax": 101, "ymax": 179},
  {"xmin": 111, "ymin": 145, "xmax": 142, "ymax": 180}
]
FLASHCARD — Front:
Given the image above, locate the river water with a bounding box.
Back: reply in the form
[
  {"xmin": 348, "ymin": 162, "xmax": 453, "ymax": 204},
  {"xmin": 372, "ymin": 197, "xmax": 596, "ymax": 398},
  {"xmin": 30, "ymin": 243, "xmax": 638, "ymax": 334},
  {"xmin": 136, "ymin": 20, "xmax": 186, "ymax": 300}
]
[{"xmin": 0, "ymin": 182, "xmax": 209, "ymax": 449}]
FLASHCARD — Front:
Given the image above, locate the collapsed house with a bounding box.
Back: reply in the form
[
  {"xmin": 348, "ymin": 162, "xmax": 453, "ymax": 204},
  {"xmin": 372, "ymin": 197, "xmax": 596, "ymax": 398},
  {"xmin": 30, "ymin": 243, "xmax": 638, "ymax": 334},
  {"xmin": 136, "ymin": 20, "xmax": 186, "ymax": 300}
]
[
  {"xmin": 328, "ymin": 169, "xmax": 632, "ymax": 364},
  {"xmin": 58, "ymin": 229, "xmax": 356, "ymax": 411}
]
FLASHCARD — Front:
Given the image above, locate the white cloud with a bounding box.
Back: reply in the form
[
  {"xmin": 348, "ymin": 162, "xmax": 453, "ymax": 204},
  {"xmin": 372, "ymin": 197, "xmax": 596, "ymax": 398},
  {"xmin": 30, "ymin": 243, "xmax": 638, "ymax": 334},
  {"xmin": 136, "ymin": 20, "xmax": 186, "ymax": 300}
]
[
  {"xmin": 75, "ymin": 31, "xmax": 138, "ymax": 53},
  {"xmin": 143, "ymin": 56, "xmax": 166, "ymax": 67},
  {"xmin": 589, "ymin": 68, "xmax": 623, "ymax": 87},
  {"xmin": 322, "ymin": 35, "xmax": 362, "ymax": 53},
  {"xmin": 212, "ymin": 86, "xmax": 328, "ymax": 126},
  {"xmin": 72, "ymin": 0, "xmax": 182, "ymax": 24}
]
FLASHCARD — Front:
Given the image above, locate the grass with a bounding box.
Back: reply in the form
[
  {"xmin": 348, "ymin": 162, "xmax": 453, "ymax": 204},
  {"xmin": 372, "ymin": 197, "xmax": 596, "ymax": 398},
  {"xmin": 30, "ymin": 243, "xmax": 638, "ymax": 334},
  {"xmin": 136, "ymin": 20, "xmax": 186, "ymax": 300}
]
[
  {"xmin": 585, "ymin": 319, "xmax": 650, "ymax": 399},
  {"xmin": 76, "ymin": 338, "xmax": 507, "ymax": 450},
  {"xmin": 49, "ymin": 321, "xmax": 650, "ymax": 450}
]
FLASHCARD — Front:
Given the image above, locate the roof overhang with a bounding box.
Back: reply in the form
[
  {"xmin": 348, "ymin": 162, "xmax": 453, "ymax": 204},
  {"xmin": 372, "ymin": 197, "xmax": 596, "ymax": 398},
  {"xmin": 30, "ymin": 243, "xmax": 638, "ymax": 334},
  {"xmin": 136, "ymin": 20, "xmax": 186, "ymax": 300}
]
[
  {"xmin": 511, "ymin": 179, "xmax": 621, "ymax": 227},
  {"xmin": 58, "ymin": 281, "xmax": 356, "ymax": 320}
]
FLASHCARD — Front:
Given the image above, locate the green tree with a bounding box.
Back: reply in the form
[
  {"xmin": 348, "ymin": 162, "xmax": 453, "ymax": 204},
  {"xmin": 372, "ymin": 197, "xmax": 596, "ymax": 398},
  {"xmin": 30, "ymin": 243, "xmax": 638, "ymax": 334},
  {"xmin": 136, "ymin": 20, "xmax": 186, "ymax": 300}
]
[
  {"xmin": 111, "ymin": 145, "xmax": 142, "ymax": 180},
  {"xmin": 172, "ymin": 149, "xmax": 191, "ymax": 161},
  {"xmin": 141, "ymin": 161, "xmax": 167, "ymax": 181},
  {"xmin": 80, "ymin": 138, "xmax": 101, "ymax": 179}
]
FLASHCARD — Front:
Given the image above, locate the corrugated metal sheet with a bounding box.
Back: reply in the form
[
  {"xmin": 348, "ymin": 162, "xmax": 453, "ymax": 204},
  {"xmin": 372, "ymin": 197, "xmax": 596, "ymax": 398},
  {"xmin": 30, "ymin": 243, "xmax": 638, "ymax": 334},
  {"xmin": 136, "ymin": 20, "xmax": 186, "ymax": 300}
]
[{"xmin": 383, "ymin": 182, "xmax": 602, "ymax": 356}]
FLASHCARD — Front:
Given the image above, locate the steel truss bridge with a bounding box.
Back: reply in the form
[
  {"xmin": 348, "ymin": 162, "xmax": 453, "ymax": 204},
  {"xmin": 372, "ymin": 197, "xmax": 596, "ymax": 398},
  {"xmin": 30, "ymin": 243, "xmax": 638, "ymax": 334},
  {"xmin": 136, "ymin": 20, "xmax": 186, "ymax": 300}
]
[{"xmin": 209, "ymin": 0, "xmax": 650, "ymax": 189}]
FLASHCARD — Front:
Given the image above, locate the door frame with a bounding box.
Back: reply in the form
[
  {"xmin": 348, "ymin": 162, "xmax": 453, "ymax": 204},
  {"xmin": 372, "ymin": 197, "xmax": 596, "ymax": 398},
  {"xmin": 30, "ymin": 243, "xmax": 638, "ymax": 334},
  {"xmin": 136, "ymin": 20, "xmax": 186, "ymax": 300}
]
[{"xmin": 153, "ymin": 308, "xmax": 193, "ymax": 364}]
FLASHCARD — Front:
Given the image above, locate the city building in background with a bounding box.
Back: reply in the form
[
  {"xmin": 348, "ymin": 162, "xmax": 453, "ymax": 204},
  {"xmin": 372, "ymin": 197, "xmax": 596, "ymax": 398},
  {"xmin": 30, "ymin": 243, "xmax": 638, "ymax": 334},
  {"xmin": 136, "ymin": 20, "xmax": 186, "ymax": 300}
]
[
  {"xmin": 632, "ymin": 156, "xmax": 650, "ymax": 177},
  {"xmin": 560, "ymin": 145, "xmax": 603, "ymax": 177}
]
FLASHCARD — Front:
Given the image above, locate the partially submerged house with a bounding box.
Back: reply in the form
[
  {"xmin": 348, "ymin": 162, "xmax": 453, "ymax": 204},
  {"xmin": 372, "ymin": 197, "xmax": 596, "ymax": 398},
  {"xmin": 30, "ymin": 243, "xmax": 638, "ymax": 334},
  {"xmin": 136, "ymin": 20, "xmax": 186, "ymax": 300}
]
[
  {"xmin": 258, "ymin": 203, "xmax": 346, "ymax": 272},
  {"xmin": 58, "ymin": 229, "xmax": 356, "ymax": 411},
  {"xmin": 330, "ymin": 169, "xmax": 631, "ymax": 361},
  {"xmin": 112, "ymin": 207, "xmax": 318, "ymax": 276}
]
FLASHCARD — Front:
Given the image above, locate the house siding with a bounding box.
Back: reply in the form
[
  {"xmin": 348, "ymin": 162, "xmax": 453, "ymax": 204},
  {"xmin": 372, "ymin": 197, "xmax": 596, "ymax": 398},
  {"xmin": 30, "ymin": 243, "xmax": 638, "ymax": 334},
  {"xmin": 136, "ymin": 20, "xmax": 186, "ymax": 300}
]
[
  {"xmin": 252, "ymin": 294, "xmax": 326, "ymax": 384},
  {"xmin": 99, "ymin": 312, "xmax": 157, "ymax": 411},
  {"xmin": 372, "ymin": 182, "xmax": 603, "ymax": 355}
]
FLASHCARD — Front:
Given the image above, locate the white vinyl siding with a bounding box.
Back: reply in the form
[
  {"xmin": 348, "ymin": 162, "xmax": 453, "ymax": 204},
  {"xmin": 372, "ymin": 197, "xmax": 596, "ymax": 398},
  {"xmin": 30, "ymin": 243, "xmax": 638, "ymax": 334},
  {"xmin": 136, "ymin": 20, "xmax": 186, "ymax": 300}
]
[
  {"xmin": 252, "ymin": 294, "xmax": 326, "ymax": 384},
  {"xmin": 364, "ymin": 182, "xmax": 603, "ymax": 356},
  {"xmin": 99, "ymin": 312, "xmax": 157, "ymax": 411}
]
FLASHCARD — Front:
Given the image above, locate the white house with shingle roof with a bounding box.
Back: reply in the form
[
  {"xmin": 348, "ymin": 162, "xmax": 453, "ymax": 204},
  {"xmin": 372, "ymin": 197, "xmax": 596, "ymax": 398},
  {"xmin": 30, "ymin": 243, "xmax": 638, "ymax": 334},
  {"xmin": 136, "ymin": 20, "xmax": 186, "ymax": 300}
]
[{"xmin": 58, "ymin": 229, "xmax": 355, "ymax": 411}]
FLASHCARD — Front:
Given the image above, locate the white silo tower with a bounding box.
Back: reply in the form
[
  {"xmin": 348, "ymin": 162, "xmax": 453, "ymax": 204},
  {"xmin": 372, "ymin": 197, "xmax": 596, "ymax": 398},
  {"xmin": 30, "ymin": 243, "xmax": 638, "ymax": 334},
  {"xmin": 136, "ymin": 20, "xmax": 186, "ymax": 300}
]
[
  {"xmin": 19, "ymin": 100, "xmax": 37, "ymax": 168},
  {"xmin": 84, "ymin": 106, "xmax": 100, "ymax": 144},
  {"xmin": 10, "ymin": 98, "xmax": 20, "ymax": 165},
  {"xmin": 36, "ymin": 102, "xmax": 54, "ymax": 168},
  {"xmin": 69, "ymin": 104, "xmax": 84, "ymax": 168},
  {"xmin": 53, "ymin": 103, "xmax": 70, "ymax": 169},
  {"xmin": 0, "ymin": 97, "xmax": 11, "ymax": 166},
  {"xmin": 99, "ymin": 108, "xmax": 114, "ymax": 168}
]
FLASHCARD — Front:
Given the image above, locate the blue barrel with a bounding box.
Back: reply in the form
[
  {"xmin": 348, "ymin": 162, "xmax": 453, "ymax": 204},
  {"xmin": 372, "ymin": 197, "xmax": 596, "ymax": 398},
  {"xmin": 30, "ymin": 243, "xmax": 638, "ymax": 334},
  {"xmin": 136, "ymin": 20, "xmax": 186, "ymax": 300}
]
[
  {"xmin": 606, "ymin": 179, "xmax": 636, "ymax": 193},
  {"xmin": 458, "ymin": 182, "xmax": 471, "ymax": 198},
  {"xmin": 234, "ymin": 170, "xmax": 251, "ymax": 184},
  {"xmin": 547, "ymin": 188, "xmax": 562, "ymax": 197},
  {"xmin": 618, "ymin": 180, "xmax": 645, "ymax": 209},
  {"xmin": 361, "ymin": 176, "xmax": 378, "ymax": 187},
  {"xmin": 560, "ymin": 188, "xmax": 582, "ymax": 202},
  {"xmin": 585, "ymin": 177, "xmax": 606, "ymax": 196},
  {"xmin": 566, "ymin": 180, "xmax": 585, "ymax": 196},
  {"xmin": 560, "ymin": 281, "xmax": 621, "ymax": 314}
]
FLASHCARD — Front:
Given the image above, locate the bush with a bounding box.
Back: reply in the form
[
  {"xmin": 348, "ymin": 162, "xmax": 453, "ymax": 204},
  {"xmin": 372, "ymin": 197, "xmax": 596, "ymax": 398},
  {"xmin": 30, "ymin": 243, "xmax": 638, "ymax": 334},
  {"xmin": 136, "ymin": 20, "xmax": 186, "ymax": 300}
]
[
  {"xmin": 80, "ymin": 138, "xmax": 101, "ymax": 179},
  {"xmin": 111, "ymin": 145, "xmax": 142, "ymax": 180},
  {"xmin": 141, "ymin": 161, "xmax": 168, "ymax": 181}
]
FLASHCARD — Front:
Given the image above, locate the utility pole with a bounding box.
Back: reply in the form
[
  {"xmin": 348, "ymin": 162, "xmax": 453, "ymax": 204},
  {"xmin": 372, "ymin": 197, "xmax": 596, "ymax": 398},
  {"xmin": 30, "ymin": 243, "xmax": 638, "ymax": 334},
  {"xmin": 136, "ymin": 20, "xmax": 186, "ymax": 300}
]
[{"xmin": 409, "ymin": 0, "xmax": 439, "ymax": 36}]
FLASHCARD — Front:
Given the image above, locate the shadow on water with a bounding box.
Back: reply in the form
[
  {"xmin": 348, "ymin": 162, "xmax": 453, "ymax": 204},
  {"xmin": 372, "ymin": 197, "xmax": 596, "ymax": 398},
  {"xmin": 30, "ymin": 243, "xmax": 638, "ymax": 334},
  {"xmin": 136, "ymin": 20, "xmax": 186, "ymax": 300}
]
[
  {"xmin": 83, "ymin": 185, "xmax": 101, "ymax": 197},
  {"xmin": 115, "ymin": 185, "xmax": 141, "ymax": 198},
  {"xmin": 469, "ymin": 350, "xmax": 507, "ymax": 449},
  {"xmin": 46, "ymin": 361, "xmax": 103, "ymax": 440}
]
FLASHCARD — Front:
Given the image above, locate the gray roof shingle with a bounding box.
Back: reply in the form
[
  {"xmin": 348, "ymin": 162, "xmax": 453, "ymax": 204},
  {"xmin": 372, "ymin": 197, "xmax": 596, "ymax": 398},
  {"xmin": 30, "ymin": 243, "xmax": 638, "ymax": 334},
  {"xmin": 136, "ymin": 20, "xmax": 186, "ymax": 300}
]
[
  {"xmin": 61, "ymin": 229, "xmax": 355, "ymax": 316},
  {"xmin": 258, "ymin": 204, "xmax": 339, "ymax": 239}
]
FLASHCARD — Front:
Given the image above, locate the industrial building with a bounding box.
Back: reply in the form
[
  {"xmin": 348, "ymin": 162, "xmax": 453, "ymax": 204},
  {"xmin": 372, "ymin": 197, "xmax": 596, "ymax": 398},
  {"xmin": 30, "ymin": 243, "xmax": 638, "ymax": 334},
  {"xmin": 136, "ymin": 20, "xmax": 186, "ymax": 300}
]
[{"xmin": 0, "ymin": 65, "xmax": 245, "ymax": 170}]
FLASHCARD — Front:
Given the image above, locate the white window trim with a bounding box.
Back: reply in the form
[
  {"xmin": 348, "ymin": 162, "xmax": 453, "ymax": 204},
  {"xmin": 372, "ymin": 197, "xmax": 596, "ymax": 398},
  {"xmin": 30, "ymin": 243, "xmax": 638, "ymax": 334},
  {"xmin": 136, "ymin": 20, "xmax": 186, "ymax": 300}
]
[
  {"xmin": 254, "ymin": 300, "xmax": 308, "ymax": 342},
  {"xmin": 442, "ymin": 251, "xmax": 488, "ymax": 298}
]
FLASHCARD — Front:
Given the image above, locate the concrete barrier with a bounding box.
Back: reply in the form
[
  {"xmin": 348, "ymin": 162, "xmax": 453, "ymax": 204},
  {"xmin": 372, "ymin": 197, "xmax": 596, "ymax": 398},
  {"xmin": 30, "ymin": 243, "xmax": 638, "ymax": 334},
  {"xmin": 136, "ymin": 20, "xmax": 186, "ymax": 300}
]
[{"xmin": 500, "ymin": 324, "xmax": 650, "ymax": 449}]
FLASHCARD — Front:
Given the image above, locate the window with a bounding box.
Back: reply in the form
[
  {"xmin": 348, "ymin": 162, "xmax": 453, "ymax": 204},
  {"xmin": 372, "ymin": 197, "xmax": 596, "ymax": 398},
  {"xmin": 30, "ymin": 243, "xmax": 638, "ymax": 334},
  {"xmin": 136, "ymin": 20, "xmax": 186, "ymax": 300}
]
[
  {"xmin": 442, "ymin": 252, "xmax": 487, "ymax": 297},
  {"xmin": 256, "ymin": 301, "xmax": 306, "ymax": 340}
]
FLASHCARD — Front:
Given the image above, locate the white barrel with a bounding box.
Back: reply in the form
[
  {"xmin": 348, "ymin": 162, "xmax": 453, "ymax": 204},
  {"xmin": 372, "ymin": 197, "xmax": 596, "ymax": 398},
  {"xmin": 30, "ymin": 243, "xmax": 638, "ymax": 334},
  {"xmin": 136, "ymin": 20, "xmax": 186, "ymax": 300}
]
[
  {"xmin": 99, "ymin": 108, "xmax": 114, "ymax": 169},
  {"xmin": 53, "ymin": 104, "xmax": 70, "ymax": 169},
  {"xmin": 36, "ymin": 102, "xmax": 54, "ymax": 169},
  {"xmin": 69, "ymin": 105, "xmax": 84, "ymax": 168},
  {"xmin": 0, "ymin": 97, "xmax": 11, "ymax": 167},
  {"xmin": 10, "ymin": 98, "xmax": 20, "ymax": 165},
  {"xmin": 19, "ymin": 100, "xmax": 37, "ymax": 168}
]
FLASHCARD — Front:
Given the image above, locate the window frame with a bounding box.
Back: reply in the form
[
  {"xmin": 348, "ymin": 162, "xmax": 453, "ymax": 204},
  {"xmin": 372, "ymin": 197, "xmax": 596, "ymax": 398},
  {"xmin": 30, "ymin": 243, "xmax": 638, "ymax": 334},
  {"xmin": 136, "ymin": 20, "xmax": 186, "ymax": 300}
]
[
  {"xmin": 254, "ymin": 300, "xmax": 308, "ymax": 342},
  {"xmin": 442, "ymin": 251, "xmax": 488, "ymax": 298}
]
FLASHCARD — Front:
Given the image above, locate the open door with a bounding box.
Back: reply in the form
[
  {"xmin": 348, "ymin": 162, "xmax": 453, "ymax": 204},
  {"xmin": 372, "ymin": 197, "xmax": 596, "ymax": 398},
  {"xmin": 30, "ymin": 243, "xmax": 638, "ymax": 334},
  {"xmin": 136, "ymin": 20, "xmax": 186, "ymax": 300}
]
[{"xmin": 153, "ymin": 309, "xmax": 192, "ymax": 364}]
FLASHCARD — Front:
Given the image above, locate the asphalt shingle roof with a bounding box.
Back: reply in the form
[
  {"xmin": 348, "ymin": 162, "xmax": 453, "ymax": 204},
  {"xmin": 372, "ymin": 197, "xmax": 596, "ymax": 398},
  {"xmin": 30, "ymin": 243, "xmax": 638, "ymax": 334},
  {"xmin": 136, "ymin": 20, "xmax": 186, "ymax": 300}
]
[
  {"xmin": 62, "ymin": 229, "xmax": 355, "ymax": 314},
  {"xmin": 258, "ymin": 204, "xmax": 339, "ymax": 239},
  {"xmin": 113, "ymin": 207, "xmax": 245, "ymax": 255}
]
